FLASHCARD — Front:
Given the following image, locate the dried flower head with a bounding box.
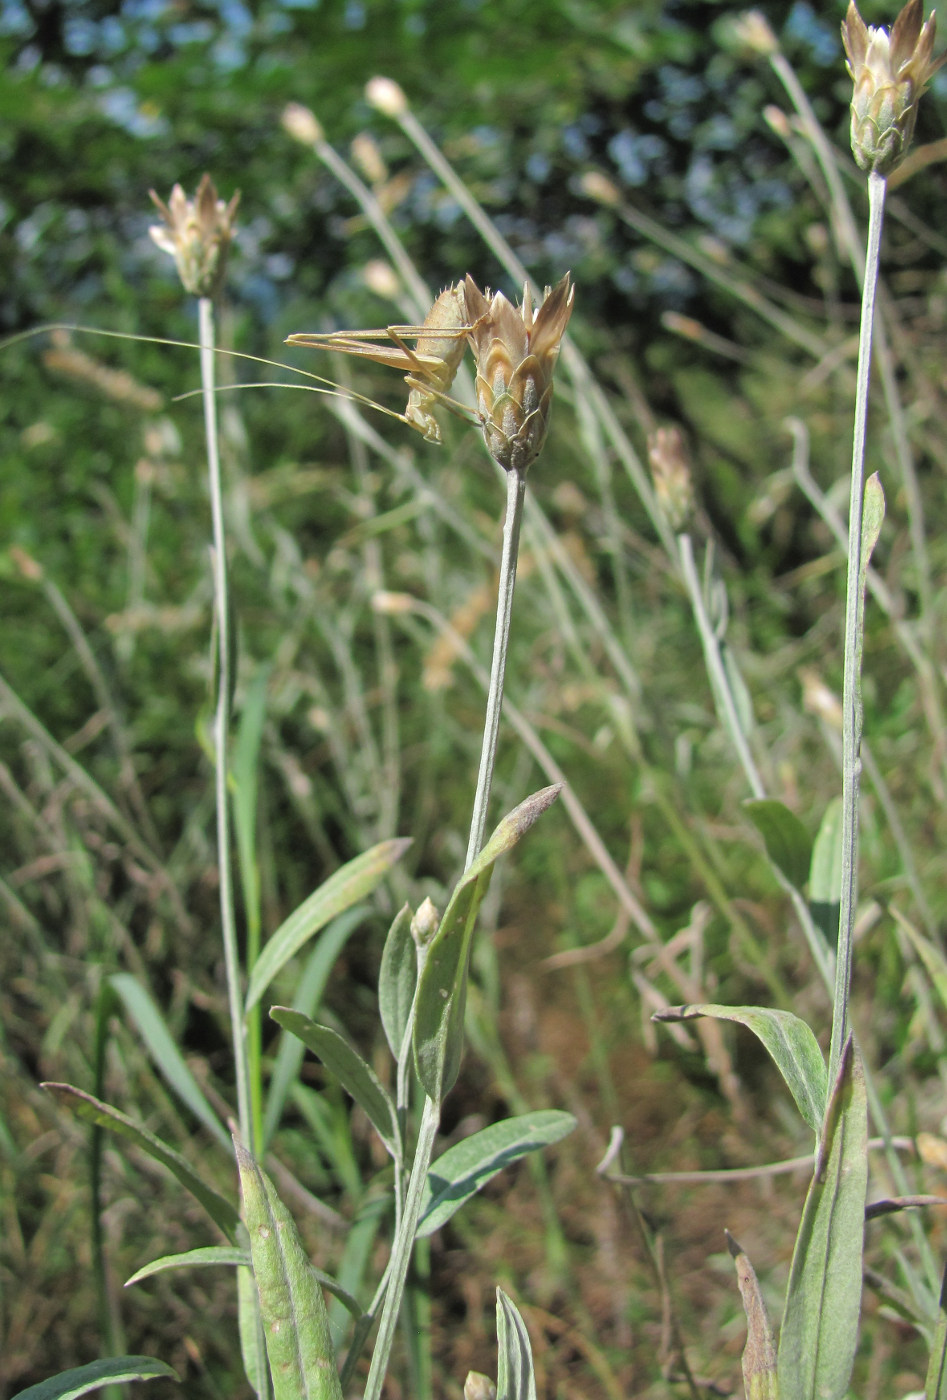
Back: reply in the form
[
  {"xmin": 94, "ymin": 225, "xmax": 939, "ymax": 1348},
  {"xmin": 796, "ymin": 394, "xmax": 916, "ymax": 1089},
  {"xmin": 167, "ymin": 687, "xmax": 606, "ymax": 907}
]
[
  {"xmin": 149, "ymin": 174, "xmax": 240, "ymax": 299},
  {"xmin": 647, "ymin": 426, "xmax": 695, "ymax": 531},
  {"xmin": 842, "ymin": 0, "xmax": 944, "ymax": 174},
  {"xmin": 463, "ymin": 274, "xmax": 574, "ymax": 475}
]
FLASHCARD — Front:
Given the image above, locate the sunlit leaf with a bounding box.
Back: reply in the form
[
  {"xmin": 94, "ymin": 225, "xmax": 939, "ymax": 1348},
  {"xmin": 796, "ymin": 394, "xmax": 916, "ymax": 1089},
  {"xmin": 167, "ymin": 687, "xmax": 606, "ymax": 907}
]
[
  {"xmin": 418, "ymin": 1111, "xmax": 576, "ymax": 1237},
  {"xmin": 414, "ymin": 785, "xmax": 561, "ymax": 1104},
  {"xmin": 496, "ymin": 1288, "xmax": 536, "ymax": 1400},
  {"xmin": 10, "ymin": 1358, "xmax": 177, "ymax": 1400},
  {"xmin": 245, "ymin": 838, "xmax": 411, "ymax": 1012},
  {"xmin": 653, "ymin": 1003, "xmax": 826, "ymax": 1136},
  {"xmin": 777, "ymin": 1037, "xmax": 868, "ymax": 1400}
]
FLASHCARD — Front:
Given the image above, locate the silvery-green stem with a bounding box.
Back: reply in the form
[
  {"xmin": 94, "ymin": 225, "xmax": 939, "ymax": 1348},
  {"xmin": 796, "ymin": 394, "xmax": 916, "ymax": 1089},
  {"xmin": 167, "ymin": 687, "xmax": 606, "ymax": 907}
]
[
  {"xmin": 199, "ymin": 295, "xmax": 253, "ymax": 1149},
  {"xmin": 466, "ymin": 467, "xmax": 527, "ymax": 869},
  {"xmin": 362, "ymin": 1096, "xmax": 440, "ymax": 1400},
  {"xmin": 829, "ymin": 171, "xmax": 886, "ymax": 1085},
  {"xmin": 362, "ymin": 468, "xmax": 527, "ymax": 1400}
]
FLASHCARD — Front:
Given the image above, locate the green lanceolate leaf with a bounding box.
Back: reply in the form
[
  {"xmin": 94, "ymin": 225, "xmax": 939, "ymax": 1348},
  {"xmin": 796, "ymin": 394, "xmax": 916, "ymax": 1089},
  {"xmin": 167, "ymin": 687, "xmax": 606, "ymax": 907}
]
[
  {"xmin": 42, "ymin": 1083, "xmax": 239, "ymax": 1241},
  {"xmin": 109, "ymin": 972, "xmax": 229, "ymax": 1149},
  {"xmin": 269, "ymin": 1008, "xmax": 400, "ymax": 1157},
  {"xmin": 743, "ymin": 800, "xmax": 812, "ymax": 891},
  {"xmin": 10, "ymin": 1358, "xmax": 177, "ymax": 1400},
  {"xmin": 925, "ymin": 1263, "xmax": 947, "ymax": 1400},
  {"xmin": 726, "ymin": 1232, "xmax": 778, "ymax": 1400},
  {"xmin": 809, "ymin": 798, "xmax": 842, "ymax": 951},
  {"xmin": 496, "ymin": 1288, "xmax": 537, "ymax": 1400},
  {"xmin": 245, "ymin": 837, "xmax": 412, "ymax": 1012},
  {"xmin": 414, "ymin": 784, "xmax": 561, "ymax": 1105},
  {"xmin": 263, "ymin": 907, "xmax": 367, "ymax": 1147},
  {"xmin": 235, "ymin": 1137, "xmax": 344, "ymax": 1400},
  {"xmin": 378, "ymin": 904, "xmax": 416, "ymax": 1060},
  {"xmin": 238, "ymin": 1250, "xmax": 268, "ymax": 1400},
  {"xmin": 418, "ymin": 1110, "xmax": 577, "ymax": 1237},
  {"xmin": 126, "ymin": 1245, "xmax": 250, "ymax": 1286},
  {"xmin": 652, "ymin": 1004, "xmax": 826, "ymax": 1137},
  {"xmin": 777, "ymin": 1036, "xmax": 868, "ymax": 1400}
]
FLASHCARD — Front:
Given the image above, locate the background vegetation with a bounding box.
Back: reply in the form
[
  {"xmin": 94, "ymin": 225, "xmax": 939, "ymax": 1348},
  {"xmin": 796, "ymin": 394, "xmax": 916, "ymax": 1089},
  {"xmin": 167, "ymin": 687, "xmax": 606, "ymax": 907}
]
[{"xmin": 3, "ymin": 0, "xmax": 947, "ymax": 1395}]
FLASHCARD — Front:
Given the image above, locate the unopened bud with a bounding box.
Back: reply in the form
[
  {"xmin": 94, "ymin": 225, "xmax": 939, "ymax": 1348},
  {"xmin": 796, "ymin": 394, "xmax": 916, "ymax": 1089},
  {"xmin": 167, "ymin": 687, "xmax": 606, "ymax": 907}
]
[
  {"xmin": 648, "ymin": 426, "xmax": 695, "ymax": 532},
  {"xmin": 464, "ymin": 273, "xmax": 574, "ymax": 475},
  {"xmin": 842, "ymin": 0, "xmax": 944, "ymax": 175},
  {"xmin": 464, "ymin": 1374, "xmax": 497, "ymax": 1400},
  {"xmin": 149, "ymin": 174, "xmax": 239, "ymax": 300},
  {"xmin": 579, "ymin": 170, "xmax": 622, "ymax": 207},
  {"xmin": 282, "ymin": 102, "xmax": 323, "ymax": 145},
  {"xmin": 365, "ymin": 77, "xmax": 408, "ymax": 117},
  {"xmin": 733, "ymin": 10, "xmax": 779, "ymax": 56},
  {"xmin": 411, "ymin": 897, "xmax": 440, "ymax": 948}
]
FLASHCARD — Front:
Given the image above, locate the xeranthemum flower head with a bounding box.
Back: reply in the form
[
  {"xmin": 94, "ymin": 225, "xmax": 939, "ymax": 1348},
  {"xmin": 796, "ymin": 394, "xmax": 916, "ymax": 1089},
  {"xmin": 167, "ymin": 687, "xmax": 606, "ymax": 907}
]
[
  {"xmin": 842, "ymin": 0, "xmax": 944, "ymax": 174},
  {"xmin": 149, "ymin": 174, "xmax": 240, "ymax": 299},
  {"xmin": 463, "ymin": 274, "xmax": 574, "ymax": 475}
]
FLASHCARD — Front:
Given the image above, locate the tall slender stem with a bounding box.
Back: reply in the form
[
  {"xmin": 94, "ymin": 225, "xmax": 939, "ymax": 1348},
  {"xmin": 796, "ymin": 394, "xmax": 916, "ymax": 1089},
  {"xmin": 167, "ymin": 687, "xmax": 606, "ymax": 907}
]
[
  {"xmin": 199, "ymin": 295, "xmax": 253, "ymax": 1148},
  {"xmin": 466, "ymin": 468, "xmax": 527, "ymax": 868},
  {"xmin": 829, "ymin": 171, "xmax": 886, "ymax": 1084}
]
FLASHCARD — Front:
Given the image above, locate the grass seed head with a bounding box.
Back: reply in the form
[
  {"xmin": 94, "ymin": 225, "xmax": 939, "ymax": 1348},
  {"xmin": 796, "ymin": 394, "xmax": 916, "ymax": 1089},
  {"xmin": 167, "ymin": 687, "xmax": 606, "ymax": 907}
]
[
  {"xmin": 149, "ymin": 174, "xmax": 240, "ymax": 299},
  {"xmin": 463, "ymin": 273, "xmax": 574, "ymax": 475},
  {"xmin": 842, "ymin": 0, "xmax": 944, "ymax": 174}
]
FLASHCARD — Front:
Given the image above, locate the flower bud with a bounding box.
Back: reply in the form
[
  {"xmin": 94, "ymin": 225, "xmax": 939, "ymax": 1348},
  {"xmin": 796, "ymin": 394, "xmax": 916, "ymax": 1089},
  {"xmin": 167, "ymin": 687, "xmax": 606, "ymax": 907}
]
[
  {"xmin": 463, "ymin": 274, "xmax": 574, "ymax": 475},
  {"xmin": 149, "ymin": 174, "xmax": 240, "ymax": 300},
  {"xmin": 365, "ymin": 76, "xmax": 408, "ymax": 117},
  {"xmin": 842, "ymin": 0, "xmax": 944, "ymax": 175},
  {"xmin": 282, "ymin": 102, "xmax": 323, "ymax": 145},
  {"xmin": 647, "ymin": 426, "xmax": 695, "ymax": 532}
]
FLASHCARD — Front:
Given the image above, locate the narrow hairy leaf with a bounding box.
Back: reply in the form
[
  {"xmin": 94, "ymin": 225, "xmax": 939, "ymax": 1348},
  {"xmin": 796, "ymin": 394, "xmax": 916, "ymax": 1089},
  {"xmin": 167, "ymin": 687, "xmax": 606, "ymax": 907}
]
[
  {"xmin": 652, "ymin": 1005, "xmax": 826, "ymax": 1136},
  {"xmin": 235, "ymin": 1137, "xmax": 344, "ymax": 1400},
  {"xmin": 925, "ymin": 1263, "xmax": 947, "ymax": 1400},
  {"xmin": 414, "ymin": 785, "xmax": 561, "ymax": 1104},
  {"xmin": 238, "ymin": 1254, "xmax": 268, "ymax": 1400},
  {"xmin": 246, "ymin": 838, "xmax": 411, "ymax": 1011},
  {"xmin": 777, "ymin": 1037, "xmax": 868, "ymax": 1400},
  {"xmin": 109, "ymin": 973, "xmax": 229, "ymax": 1148},
  {"xmin": 809, "ymin": 798, "xmax": 842, "ymax": 951},
  {"xmin": 10, "ymin": 1358, "xmax": 177, "ymax": 1400},
  {"xmin": 43, "ymin": 1083, "xmax": 238, "ymax": 1240},
  {"xmin": 269, "ymin": 1009, "xmax": 399, "ymax": 1156},
  {"xmin": 126, "ymin": 1245, "xmax": 249, "ymax": 1286},
  {"xmin": 496, "ymin": 1288, "xmax": 537, "ymax": 1400},
  {"xmin": 378, "ymin": 904, "xmax": 416, "ymax": 1060},
  {"xmin": 418, "ymin": 1111, "xmax": 576, "ymax": 1237},
  {"xmin": 263, "ymin": 907, "xmax": 366, "ymax": 1146},
  {"xmin": 744, "ymin": 800, "xmax": 812, "ymax": 890},
  {"xmin": 726, "ymin": 1232, "xmax": 778, "ymax": 1400}
]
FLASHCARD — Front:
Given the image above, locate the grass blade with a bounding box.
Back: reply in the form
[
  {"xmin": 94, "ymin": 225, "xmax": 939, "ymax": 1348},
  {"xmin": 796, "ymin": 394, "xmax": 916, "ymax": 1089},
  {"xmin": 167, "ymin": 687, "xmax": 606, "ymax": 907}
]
[
  {"xmin": 743, "ymin": 799, "xmax": 812, "ymax": 890},
  {"xmin": 10, "ymin": 1359, "xmax": 177, "ymax": 1400},
  {"xmin": 777, "ymin": 1036, "xmax": 868, "ymax": 1400},
  {"xmin": 653, "ymin": 1004, "xmax": 826, "ymax": 1137},
  {"xmin": 496, "ymin": 1288, "xmax": 537, "ymax": 1400},
  {"xmin": 245, "ymin": 838, "xmax": 411, "ymax": 1012},
  {"xmin": 263, "ymin": 907, "xmax": 367, "ymax": 1146},
  {"xmin": 418, "ymin": 1110, "xmax": 576, "ymax": 1237},
  {"xmin": 235, "ymin": 1137, "xmax": 344, "ymax": 1400},
  {"xmin": 109, "ymin": 972, "xmax": 229, "ymax": 1149},
  {"xmin": 42, "ymin": 1083, "xmax": 239, "ymax": 1241},
  {"xmin": 269, "ymin": 1009, "xmax": 400, "ymax": 1157}
]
